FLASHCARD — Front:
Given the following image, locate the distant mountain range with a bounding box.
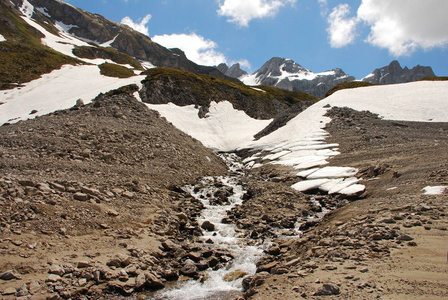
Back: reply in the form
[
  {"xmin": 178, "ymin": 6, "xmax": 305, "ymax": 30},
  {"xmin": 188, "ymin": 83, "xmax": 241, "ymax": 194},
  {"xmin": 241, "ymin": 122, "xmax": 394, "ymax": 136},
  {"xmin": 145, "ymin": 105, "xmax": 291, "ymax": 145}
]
[
  {"xmin": 2, "ymin": 0, "xmax": 436, "ymax": 99},
  {"xmin": 220, "ymin": 59, "xmax": 435, "ymax": 98}
]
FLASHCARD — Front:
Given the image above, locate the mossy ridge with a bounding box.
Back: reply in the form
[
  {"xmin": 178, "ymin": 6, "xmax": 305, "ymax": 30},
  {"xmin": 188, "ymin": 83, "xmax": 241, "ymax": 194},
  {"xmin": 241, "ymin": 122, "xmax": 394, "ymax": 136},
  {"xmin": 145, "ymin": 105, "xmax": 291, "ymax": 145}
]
[
  {"xmin": 73, "ymin": 46, "xmax": 143, "ymax": 70},
  {"xmin": 419, "ymin": 76, "xmax": 448, "ymax": 81},
  {"xmin": 98, "ymin": 62, "xmax": 136, "ymax": 78},
  {"xmin": 142, "ymin": 67, "xmax": 318, "ymax": 104},
  {"xmin": 324, "ymin": 81, "xmax": 376, "ymax": 98},
  {"xmin": 0, "ymin": 3, "xmax": 82, "ymax": 90}
]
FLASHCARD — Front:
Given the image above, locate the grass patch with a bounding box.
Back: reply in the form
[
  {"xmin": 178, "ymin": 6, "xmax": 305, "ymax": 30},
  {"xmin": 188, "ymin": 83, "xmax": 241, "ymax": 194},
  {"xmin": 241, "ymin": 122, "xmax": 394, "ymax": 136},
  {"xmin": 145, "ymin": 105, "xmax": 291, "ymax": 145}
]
[
  {"xmin": 324, "ymin": 81, "xmax": 375, "ymax": 98},
  {"xmin": 98, "ymin": 63, "xmax": 135, "ymax": 78},
  {"xmin": 105, "ymin": 84, "xmax": 139, "ymax": 96},
  {"xmin": 419, "ymin": 76, "xmax": 448, "ymax": 81},
  {"xmin": 73, "ymin": 46, "xmax": 143, "ymax": 70},
  {"xmin": 0, "ymin": 3, "xmax": 81, "ymax": 90}
]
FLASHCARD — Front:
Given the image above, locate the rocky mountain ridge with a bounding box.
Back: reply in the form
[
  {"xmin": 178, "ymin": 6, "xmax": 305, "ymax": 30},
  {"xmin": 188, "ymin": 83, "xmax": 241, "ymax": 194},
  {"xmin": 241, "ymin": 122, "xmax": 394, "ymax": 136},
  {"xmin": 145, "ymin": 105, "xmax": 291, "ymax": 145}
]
[
  {"xmin": 361, "ymin": 60, "xmax": 435, "ymax": 85},
  {"xmin": 222, "ymin": 58, "xmax": 435, "ymax": 98}
]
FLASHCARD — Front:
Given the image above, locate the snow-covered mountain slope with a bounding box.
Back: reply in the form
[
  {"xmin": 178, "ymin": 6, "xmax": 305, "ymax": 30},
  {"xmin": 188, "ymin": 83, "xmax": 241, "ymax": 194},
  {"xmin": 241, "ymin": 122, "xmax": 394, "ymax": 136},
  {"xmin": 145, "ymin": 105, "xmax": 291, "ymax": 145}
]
[{"xmin": 240, "ymin": 57, "xmax": 355, "ymax": 98}]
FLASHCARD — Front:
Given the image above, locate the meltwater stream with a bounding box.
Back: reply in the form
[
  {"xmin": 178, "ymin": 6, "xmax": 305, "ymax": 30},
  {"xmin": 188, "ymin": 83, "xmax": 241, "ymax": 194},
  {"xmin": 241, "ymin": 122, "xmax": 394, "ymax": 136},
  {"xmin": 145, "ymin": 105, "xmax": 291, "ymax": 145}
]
[{"xmin": 154, "ymin": 154, "xmax": 268, "ymax": 300}]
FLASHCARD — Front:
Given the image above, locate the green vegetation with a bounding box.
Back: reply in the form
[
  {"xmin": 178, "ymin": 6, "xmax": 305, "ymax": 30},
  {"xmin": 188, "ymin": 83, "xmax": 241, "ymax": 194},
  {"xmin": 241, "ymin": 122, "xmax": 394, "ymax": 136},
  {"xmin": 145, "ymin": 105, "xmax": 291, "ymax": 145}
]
[
  {"xmin": 105, "ymin": 84, "xmax": 139, "ymax": 96},
  {"xmin": 419, "ymin": 76, "xmax": 448, "ymax": 81},
  {"xmin": 142, "ymin": 67, "xmax": 319, "ymax": 104},
  {"xmin": 0, "ymin": 3, "xmax": 81, "ymax": 90},
  {"xmin": 324, "ymin": 81, "xmax": 375, "ymax": 98},
  {"xmin": 73, "ymin": 46, "xmax": 143, "ymax": 70},
  {"xmin": 98, "ymin": 63, "xmax": 136, "ymax": 78}
]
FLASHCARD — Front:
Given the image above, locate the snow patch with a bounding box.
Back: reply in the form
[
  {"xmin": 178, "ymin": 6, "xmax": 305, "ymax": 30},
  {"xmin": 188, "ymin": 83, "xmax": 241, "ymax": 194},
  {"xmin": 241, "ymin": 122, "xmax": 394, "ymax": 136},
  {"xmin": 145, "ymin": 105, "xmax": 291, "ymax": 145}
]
[
  {"xmin": 100, "ymin": 34, "xmax": 119, "ymax": 48},
  {"xmin": 0, "ymin": 34, "xmax": 6, "ymax": 42},
  {"xmin": 146, "ymin": 101, "xmax": 272, "ymax": 152},
  {"xmin": 20, "ymin": 0, "xmax": 34, "ymax": 18},
  {"xmin": 36, "ymin": 7, "xmax": 51, "ymax": 18},
  {"xmin": 55, "ymin": 21, "xmax": 79, "ymax": 33},
  {"xmin": 422, "ymin": 186, "xmax": 447, "ymax": 195},
  {"xmin": 239, "ymin": 74, "xmax": 260, "ymax": 86},
  {"xmin": 0, "ymin": 65, "xmax": 145, "ymax": 125}
]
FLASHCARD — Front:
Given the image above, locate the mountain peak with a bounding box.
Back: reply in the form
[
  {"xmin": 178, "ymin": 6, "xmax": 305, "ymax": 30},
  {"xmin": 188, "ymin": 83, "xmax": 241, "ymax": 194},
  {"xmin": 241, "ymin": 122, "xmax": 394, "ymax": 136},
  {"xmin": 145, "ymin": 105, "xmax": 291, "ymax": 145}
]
[{"xmin": 362, "ymin": 60, "xmax": 435, "ymax": 84}]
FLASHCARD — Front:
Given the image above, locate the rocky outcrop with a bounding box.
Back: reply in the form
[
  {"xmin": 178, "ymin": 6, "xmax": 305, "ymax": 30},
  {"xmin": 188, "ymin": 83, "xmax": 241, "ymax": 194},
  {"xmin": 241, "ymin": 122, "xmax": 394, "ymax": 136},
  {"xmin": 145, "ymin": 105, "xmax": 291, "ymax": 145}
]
[
  {"xmin": 244, "ymin": 57, "xmax": 355, "ymax": 98},
  {"xmin": 217, "ymin": 63, "xmax": 248, "ymax": 78},
  {"xmin": 361, "ymin": 60, "xmax": 435, "ymax": 85}
]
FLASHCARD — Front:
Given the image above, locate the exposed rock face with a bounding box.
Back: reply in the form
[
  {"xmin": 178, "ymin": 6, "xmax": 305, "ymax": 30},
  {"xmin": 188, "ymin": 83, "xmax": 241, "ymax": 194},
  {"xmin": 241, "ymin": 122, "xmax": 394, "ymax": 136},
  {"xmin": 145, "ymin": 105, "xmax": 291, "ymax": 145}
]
[
  {"xmin": 217, "ymin": 63, "xmax": 248, "ymax": 78},
  {"xmin": 9, "ymin": 0, "xmax": 233, "ymax": 80},
  {"xmin": 245, "ymin": 57, "xmax": 355, "ymax": 98},
  {"xmin": 361, "ymin": 60, "xmax": 435, "ymax": 84}
]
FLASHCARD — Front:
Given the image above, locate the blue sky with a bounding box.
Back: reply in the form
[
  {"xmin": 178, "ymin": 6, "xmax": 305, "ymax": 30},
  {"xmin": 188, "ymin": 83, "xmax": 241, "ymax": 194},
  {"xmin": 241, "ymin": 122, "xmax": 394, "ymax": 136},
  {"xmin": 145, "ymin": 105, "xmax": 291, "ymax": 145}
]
[{"xmin": 66, "ymin": 0, "xmax": 448, "ymax": 78}]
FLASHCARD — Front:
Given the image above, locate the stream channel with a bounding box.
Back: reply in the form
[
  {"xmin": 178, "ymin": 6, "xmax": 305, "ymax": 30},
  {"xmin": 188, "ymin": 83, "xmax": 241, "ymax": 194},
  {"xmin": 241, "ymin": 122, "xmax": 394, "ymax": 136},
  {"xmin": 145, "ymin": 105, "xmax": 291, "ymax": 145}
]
[{"xmin": 152, "ymin": 153, "xmax": 327, "ymax": 300}]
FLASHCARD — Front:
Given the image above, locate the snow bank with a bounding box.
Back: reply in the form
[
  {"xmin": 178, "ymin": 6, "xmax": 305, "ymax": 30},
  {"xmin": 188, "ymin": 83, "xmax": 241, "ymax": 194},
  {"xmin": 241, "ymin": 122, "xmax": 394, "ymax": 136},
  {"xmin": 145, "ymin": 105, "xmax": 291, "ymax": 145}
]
[
  {"xmin": 0, "ymin": 65, "xmax": 145, "ymax": 125},
  {"xmin": 321, "ymin": 81, "xmax": 448, "ymax": 122},
  {"xmin": 146, "ymin": 101, "xmax": 272, "ymax": 152}
]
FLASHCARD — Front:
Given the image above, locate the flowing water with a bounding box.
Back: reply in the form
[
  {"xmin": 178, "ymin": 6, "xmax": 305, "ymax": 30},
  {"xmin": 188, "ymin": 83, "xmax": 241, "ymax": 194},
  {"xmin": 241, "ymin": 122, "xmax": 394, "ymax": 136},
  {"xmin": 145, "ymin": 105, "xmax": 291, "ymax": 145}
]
[{"xmin": 154, "ymin": 154, "xmax": 268, "ymax": 299}]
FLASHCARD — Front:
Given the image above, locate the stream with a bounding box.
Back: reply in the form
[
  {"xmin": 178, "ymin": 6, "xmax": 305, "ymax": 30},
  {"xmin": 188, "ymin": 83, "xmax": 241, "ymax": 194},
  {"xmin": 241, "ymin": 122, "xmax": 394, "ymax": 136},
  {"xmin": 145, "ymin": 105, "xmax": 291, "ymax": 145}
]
[{"xmin": 153, "ymin": 153, "xmax": 328, "ymax": 300}]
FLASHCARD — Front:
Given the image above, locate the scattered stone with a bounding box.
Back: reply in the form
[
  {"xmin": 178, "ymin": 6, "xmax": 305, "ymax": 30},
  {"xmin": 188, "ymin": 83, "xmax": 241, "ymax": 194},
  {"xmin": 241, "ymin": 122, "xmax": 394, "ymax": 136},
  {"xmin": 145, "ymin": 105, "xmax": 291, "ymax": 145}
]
[
  {"xmin": 223, "ymin": 270, "xmax": 248, "ymax": 282},
  {"xmin": 201, "ymin": 220, "xmax": 215, "ymax": 231},
  {"xmin": 2, "ymin": 287, "xmax": 16, "ymax": 295},
  {"xmin": 314, "ymin": 284, "xmax": 340, "ymax": 296},
  {"xmin": 74, "ymin": 192, "xmax": 89, "ymax": 201},
  {"xmin": 397, "ymin": 234, "xmax": 414, "ymax": 241},
  {"xmin": 46, "ymin": 274, "xmax": 62, "ymax": 283},
  {"xmin": 0, "ymin": 270, "xmax": 22, "ymax": 280},
  {"xmin": 49, "ymin": 265, "xmax": 65, "ymax": 276},
  {"xmin": 77, "ymin": 261, "xmax": 93, "ymax": 268}
]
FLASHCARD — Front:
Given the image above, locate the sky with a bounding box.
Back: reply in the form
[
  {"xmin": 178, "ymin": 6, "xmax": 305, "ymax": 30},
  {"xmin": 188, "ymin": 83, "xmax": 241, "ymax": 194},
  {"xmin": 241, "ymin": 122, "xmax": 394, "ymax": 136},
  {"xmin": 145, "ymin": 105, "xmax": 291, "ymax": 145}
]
[{"xmin": 64, "ymin": 0, "xmax": 448, "ymax": 78}]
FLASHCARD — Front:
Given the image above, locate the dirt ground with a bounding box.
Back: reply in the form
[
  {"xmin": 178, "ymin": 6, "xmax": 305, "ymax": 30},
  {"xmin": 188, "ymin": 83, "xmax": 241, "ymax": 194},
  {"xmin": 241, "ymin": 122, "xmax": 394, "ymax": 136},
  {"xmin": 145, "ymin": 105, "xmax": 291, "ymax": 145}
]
[{"xmin": 246, "ymin": 107, "xmax": 448, "ymax": 299}]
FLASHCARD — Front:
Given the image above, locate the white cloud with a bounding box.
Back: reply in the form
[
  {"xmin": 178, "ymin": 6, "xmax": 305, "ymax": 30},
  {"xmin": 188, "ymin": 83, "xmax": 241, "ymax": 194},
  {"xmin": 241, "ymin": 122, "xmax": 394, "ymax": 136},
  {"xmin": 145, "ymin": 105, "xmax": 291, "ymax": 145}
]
[
  {"xmin": 357, "ymin": 0, "xmax": 448, "ymax": 56},
  {"xmin": 120, "ymin": 14, "xmax": 152, "ymax": 36},
  {"xmin": 217, "ymin": 0, "xmax": 297, "ymax": 27},
  {"xmin": 152, "ymin": 33, "xmax": 228, "ymax": 66},
  {"xmin": 327, "ymin": 4, "xmax": 358, "ymax": 48}
]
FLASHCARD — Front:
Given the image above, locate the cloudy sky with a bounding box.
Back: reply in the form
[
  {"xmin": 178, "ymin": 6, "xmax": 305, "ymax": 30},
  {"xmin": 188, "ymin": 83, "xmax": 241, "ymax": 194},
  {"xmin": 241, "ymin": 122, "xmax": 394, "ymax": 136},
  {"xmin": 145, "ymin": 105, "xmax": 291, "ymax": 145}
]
[{"xmin": 66, "ymin": 0, "xmax": 448, "ymax": 78}]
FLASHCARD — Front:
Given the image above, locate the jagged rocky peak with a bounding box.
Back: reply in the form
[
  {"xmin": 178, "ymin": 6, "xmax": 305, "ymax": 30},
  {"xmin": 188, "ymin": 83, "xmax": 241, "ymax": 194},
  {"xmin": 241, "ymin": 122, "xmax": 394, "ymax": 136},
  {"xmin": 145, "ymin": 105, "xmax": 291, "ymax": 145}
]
[
  {"xmin": 256, "ymin": 57, "xmax": 309, "ymax": 78},
  {"xmin": 217, "ymin": 63, "xmax": 248, "ymax": 79},
  {"xmin": 362, "ymin": 60, "xmax": 435, "ymax": 85}
]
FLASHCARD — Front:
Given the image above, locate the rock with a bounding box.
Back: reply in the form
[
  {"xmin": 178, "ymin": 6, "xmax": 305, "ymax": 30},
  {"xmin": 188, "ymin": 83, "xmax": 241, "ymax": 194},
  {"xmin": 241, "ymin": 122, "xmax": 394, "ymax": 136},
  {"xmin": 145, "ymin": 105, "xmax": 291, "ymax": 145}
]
[
  {"xmin": 46, "ymin": 274, "xmax": 62, "ymax": 282},
  {"xmin": 2, "ymin": 287, "xmax": 16, "ymax": 295},
  {"xmin": 223, "ymin": 270, "xmax": 248, "ymax": 282},
  {"xmin": 201, "ymin": 220, "xmax": 215, "ymax": 231},
  {"xmin": 180, "ymin": 261, "xmax": 199, "ymax": 277},
  {"xmin": 314, "ymin": 284, "xmax": 340, "ymax": 296},
  {"xmin": 77, "ymin": 261, "xmax": 93, "ymax": 268},
  {"xmin": 397, "ymin": 234, "xmax": 414, "ymax": 241},
  {"xmin": 16, "ymin": 284, "xmax": 29, "ymax": 297},
  {"xmin": 266, "ymin": 246, "xmax": 281, "ymax": 256},
  {"xmin": 107, "ymin": 209, "xmax": 120, "ymax": 217},
  {"xmin": 257, "ymin": 261, "xmax": 278, "ymax": 273},
  {"xmin": 81, "ymin": 186, "xmax": 102, "ymax": 197},
  {"xmin": 74, "ymin": 192, "xmax": 89, "ymax": 201},
  {"xmin": 107, "ymin": 254, "xmax": 132, "ymax": 267},
  {"xmin": 303, "ymin": 261, "xmax": 319, "ymax": 269},
  {"xmin": 134, "ymin": 273, "xmax": 146, "ymax": 291},
  {"xmin": 49, "ymin": 264, "xmax": 65, "ymax": 276},
  {"xmin": 0, "ymin": 270, "xmax": 22, "ymax": 280},
  {"xmin": 145, "ymin": 272, "xmax": 165, "ymax": 290},
  {"xmin": 122, "ymin": 191, "xmax": 136, "ymax": 199}
]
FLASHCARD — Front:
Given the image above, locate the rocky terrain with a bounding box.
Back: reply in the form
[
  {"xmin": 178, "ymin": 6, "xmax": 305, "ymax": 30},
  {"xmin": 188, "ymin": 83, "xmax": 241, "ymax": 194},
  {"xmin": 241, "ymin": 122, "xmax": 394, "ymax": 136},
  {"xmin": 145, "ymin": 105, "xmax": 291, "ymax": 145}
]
[
  {"xmin": 0, "ymin": 89, "xmax": 239, "ymax": 298},
  {"xmin": 234, "ymin": 107, "xmax": 448, "ymax": 299}
]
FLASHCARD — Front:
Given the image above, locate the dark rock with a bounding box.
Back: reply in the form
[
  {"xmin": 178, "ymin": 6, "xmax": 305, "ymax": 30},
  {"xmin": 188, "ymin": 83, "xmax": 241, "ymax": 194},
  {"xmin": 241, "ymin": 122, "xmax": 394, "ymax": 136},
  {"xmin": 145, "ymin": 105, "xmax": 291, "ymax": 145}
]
[
  {"xmin": 201, "ymin": 220, "xmax": 215, "ymax": 231},
  {"xmin": 314, "ymin": 283, "xmax": 340, "ymax": 296},
  {"xmin": 362, "ymin": 60, "xmax": 434, "ymax": 85}
]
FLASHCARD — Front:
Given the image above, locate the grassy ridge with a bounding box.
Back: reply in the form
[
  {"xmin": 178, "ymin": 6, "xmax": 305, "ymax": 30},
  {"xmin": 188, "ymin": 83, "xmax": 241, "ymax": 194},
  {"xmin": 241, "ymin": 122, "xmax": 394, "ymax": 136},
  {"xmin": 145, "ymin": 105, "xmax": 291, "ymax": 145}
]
[
  {"xmin": 419, "ymin": 76, "xmax": 448, "ymax": 81},
  {"xmin": 0, "ymin": 3, "xmax": 81, "ymax": 90},
  {"xmin": 324, "ymin": 81, "xmax": 375, "ymax": 98}
]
